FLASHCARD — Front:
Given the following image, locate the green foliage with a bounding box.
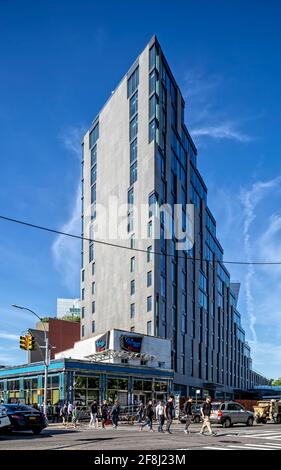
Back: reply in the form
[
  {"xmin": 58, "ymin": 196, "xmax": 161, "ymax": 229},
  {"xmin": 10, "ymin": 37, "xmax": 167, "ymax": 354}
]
[
  {"xmin": 272, "ymin": 378, "xmax": 281, "ymax": 386},
  {"xmin": 61, "ymin": 314, "xmax": 80, "ymax": 323}
]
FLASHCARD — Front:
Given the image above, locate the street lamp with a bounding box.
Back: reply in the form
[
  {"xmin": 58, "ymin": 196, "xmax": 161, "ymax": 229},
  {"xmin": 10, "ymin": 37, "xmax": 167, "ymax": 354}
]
[{"xmin": 11, "ymin": 304, "xmax": 50, "ymax": 419}]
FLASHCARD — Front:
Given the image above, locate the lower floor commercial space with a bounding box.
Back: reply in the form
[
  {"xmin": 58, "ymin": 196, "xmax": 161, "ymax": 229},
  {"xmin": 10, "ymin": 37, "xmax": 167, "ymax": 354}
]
[{"xmin": 0, "ymin": 359, "xmax": 173, "ymax": 408}]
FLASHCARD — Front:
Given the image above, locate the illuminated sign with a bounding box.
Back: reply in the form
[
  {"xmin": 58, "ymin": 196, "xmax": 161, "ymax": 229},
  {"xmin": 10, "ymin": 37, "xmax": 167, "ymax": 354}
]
[
  {"xmin": 95, "ymin": 332, "xmax": 110, "ymax": 352},
  {"xmin": 120, "ymin": 335, "xmax": 143, "ymax": 353}
]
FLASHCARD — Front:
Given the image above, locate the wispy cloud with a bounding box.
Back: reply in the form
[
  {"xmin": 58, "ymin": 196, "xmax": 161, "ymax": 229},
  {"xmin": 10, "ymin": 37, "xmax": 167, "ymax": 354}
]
[
  {"xmin": 191, "ymin": 123, "xmax": 252, "ymax": 142},
  {"xmin": 0, "ymin": 330, "xmax": 18, "ymax": 341},
  {"xmin": 182, "ymin": 68, "xmax": 253, "ymax": 144},
  {"xmin": 51, "ymin": 126, "xmax": 84, "ymax": 292},
  {"xmin": 60, "ymin": 126, "xmax": 85, "ymax": 160}
]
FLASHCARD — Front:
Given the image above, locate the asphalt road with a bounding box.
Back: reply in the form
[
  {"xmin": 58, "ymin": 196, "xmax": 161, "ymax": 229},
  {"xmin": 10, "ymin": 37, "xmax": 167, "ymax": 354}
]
[{"xmin": 1, "ymin": 422, "xmax": 281, "ymax": 450}]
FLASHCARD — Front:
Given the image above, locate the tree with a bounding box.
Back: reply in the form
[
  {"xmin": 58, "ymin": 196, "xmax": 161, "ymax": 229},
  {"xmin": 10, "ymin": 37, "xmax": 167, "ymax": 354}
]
[{"xmin": 272, "ymin": 378, "xmax": 281, "ymax": 386}]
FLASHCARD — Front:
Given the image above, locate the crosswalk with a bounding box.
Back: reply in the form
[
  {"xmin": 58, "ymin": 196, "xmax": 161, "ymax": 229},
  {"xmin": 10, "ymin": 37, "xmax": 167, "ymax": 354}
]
[{"xmin": 203, "ymin": 430, "xmax": 281, "ymax": 450}]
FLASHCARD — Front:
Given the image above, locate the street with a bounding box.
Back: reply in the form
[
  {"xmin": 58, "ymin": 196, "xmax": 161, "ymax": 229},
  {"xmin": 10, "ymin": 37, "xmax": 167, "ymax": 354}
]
[{"xmin": 1, "ymin": 422, "xmax": 281, "ymax": 451}]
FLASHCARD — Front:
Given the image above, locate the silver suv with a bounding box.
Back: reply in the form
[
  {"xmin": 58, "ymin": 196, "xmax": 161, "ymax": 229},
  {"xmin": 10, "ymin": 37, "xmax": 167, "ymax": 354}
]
[{"xmin": 210, "ymin": 401, "xmax": 254, "ymax": 428}]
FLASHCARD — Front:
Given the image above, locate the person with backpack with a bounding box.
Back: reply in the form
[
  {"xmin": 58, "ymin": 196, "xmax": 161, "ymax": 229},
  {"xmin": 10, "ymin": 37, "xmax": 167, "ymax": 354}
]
[
  {"xmin": 165, "ymin": 396, "xmax": 175, "ymax": 434},
  {"xmin": 156, "ymin": 399, "xmax": 165, "ymax": 433},
  {"xmin": 183, "ymin": 397, "xmax": 193, "ymax": 434},
  {"xmin": 111, "ymin": 400, "xmax": 120, "ymax": 429},
  {"xmin": 140, "ymin": 400, "xmax": 154, "ymax": 432},
  {"xmin": 89, "ymin": 400, "xmax": 99, "ymax": 428}
]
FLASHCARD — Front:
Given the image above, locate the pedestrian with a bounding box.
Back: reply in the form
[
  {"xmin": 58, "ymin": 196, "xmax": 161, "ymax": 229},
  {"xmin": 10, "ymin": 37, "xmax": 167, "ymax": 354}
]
[
  {"xmin": 137, "ymin": 400, "xmax": 143, "ymax": 423},
  {"xmin": 53, "ymin": 403, "xmax": 61, "ymax": 423},
  {"xmin": 165, "ymin": 396, "xmax": 175, "ymax": 434},
  {"xmin": 183, "ymin": 397, "xmax": 193, "ymax": 434},
  {"xmin": 101, "ymin": 400, "xmax": 109, "ymax": 430},
  {"xmin": 140, "ymin": 400, "xmax": 154, "ymax": 432},
  {"xmin": 111, "ymin": 400, "xmax": 120, "ymax": 429},
  {"xmin": 200, "ymin": 396, "xmax": 215, "ymax": 436},
  {"xmin": 71, "ymin": 405, "xmax": 79, "ymax": 428},
  {"xmin": 89, "ymin": 400, "xmax": 99, "ymax": 428},
  {"xmin": 60, "ymin": 403, "xmax": 67, "ymax": 426},
  {"xmin": 67, "ymin": 402, "xmax": 74, "ymax": 425},
  {"xmin": 156, "ymin": 400, "xmax": 165, "ymax": 433}
]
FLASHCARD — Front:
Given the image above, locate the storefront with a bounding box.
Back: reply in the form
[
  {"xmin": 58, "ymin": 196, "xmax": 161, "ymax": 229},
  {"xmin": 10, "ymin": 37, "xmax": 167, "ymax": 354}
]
[{"xmin": 0, "ymin": 359, "xmax": 173, "ymax": 407}]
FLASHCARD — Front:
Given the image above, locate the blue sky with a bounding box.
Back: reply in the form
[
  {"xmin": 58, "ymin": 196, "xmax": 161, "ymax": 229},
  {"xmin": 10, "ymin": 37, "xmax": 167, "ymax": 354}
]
[{"xmin": 0, "ymin": 0, "xmax": 281, "ymax": 378}]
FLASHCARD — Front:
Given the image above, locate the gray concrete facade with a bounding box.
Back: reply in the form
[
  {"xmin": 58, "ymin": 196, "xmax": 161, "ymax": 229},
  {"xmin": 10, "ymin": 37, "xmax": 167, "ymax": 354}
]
[{"xmin": 80, "ymin": 36, "xmax": 269, "ymax": 397}]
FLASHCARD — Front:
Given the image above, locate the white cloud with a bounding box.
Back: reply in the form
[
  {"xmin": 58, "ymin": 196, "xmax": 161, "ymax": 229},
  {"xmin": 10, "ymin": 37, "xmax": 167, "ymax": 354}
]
[
  {"xmin": 0, "ymin": 330, "xmax": 18, "ymax": 341},
  {"xmin": 51, "ymin": 184, "xmax": 81, "ymax": 292},
  {"xmin": 51, "ymin": 126, "xmax": 85, "ymax": 292},
  {"xmin": 182, "ymin": 68, "xmax": 253, "ymax": 144},
  {"xmin": 190, "ymin": 123, "xmax": 252, "ymax": 142}
]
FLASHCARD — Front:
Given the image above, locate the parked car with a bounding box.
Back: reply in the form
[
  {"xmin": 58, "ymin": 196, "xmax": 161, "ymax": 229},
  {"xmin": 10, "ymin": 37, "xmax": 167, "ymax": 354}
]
[
  {"xmin": 210, "ymin": 401, "xmax": 254, "ymax": 428},
  {"xmin": 179, "ymin": 404, "xmax": 202, "ymax": 424},
  {"xmin": 0, "ymin": 404, "xmax": 47, "ymax": 434},
  {"xmin": 0, "ymin": 406, "xmax": 12, "ymax": 433}
]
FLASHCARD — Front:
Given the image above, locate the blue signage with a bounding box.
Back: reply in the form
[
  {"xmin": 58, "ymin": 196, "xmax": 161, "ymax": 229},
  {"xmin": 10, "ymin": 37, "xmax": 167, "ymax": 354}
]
[
  {"xmin": 120, "ymin": 335, "xmax": 143, "ymax": 353},
  {"xmin": 95, "ymin": 332, "xmax": 109, "ymax": 352}
]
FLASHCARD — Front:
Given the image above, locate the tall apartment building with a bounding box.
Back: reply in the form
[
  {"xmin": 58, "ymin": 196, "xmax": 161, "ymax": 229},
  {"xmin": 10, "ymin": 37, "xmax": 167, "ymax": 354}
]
[{"xmin": 80, "ymin": 36, "xmax": 265, "ymax": 397}]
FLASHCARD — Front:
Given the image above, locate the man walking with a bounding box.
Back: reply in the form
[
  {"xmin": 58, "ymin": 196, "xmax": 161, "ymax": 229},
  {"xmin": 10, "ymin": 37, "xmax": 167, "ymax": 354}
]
[
  {"xmin": 165, "ymin": 396, "xmax": 175, "ymax": 434},
  {"xmin": 111, "ymin": 400, "xmax": 120, "ymax": 429},
  {"xmin": 137, "ymin": 400, "xmax": 143, "ymax": 423},
  {"xmin": 200, "ymin": 396, "xmax": 215, "ymax": 436},
  {"xmin": 101, "ymin": 400, "xmax": 109, "ymax": 430},
  {"xmin": 89, "ymin": 400, "xmax": 98, "ymax": 428},
  {"xmin": 140, "ymin": 400, "xmax": 154, "ymax": 432},
  {"xmin": 156, "ymin": 399, "xmax": 165, "ymax": 432},
  {"xmin": 183, "ymin": 397, "xmax": 193, "ymax": 434}
]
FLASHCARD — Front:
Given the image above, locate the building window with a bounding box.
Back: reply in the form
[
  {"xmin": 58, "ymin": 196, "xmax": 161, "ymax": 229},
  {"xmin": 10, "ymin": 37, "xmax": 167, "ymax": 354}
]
[
  {"xmin": 129, "ymin": 91, "xmax": 138, "ymax": 118},
  {"xmin": 81, "ymin": 307, "xmax": 85, "ymax": 319},
  {"xmin": 91, "ymin": 165, "xmax": 97, "ymax": 185},
  {"xmin": 149, "ymin": 45, "xmax": 156, "ymax": 70},
  {"xmin": 130, "ymin": 161, "xmax": 137, "ymax": 185},
  {"xmin": 127, "ymin": 66, "xmax": 139, "ymax": 98},
  {"xmin": 128, "ymin": 211, "xmax": 134, "ymax": 233},
  {"xmin": 149, "ymin": 94, "xmax": 157, "ymax": 120},
  {"xmin": 92, "ymin": 262, "xmax": 95, "ymax": 275},
  {"xmin": 141, "ymin": 360, "xmax": 148, "ymax": 366},
  {"xmin": 81, "ymin": 270, "xmax": 85, "ymax": 282},
  {"xmin": 147, "ymin": 271, "xmax": 152, "ymax": 287},
  {"xmin": 81, "ymin": 325, "xmax": 85, "ymax": 337},
  {"xmin": 92, "ymin": 282, "xmax": 96, "ymax": 295},
  {"xmin": 128, "ymin": 187, "xmax": 134, "ymax": 206},
  {"xmin": 149, "ymin": 69, "xmax": 158, "ymax": 95},
  {"xmin": 130, "ymin": 138, "xmax": 137, "ymax": 164},
  {"xmin": 131, "ymin": 235, "xmax": 136, "ymax": 249},
  {"xmin": 147, "ymin": 321, "xmax": 152, "ymax": 335},
  {"xmin": 91, "ymin": 145, "xmax": 97, "ymax": 167},
  {"xmin": 130, "ymin": 256, "xmax": 135, "ymax": 272},
  {"xmin": 148, "ymin": 193, "xmax": 157, "ymax": 218},
  {"xmin": 121, "ymin": 358, "xmax": 129, "ymax": 364},
  {"xmin": 130, "ymin": 326, "xmax": 135, "ymax": 332},
  {"xmin": 148, "ymin": 221, "xmax": 152, "ymax": 238},
  {"xmin": 92, "ymin": 301, "xmax": 95, "ymax": 314},
  {"xmin": 147, "ymin": 296, "xmax": 152, "ymax": 312},
  {"xmin": 129, "ymin": 115, "xmax": 138, "ymax": 141},
  {"xmin": 89, "ymin": 122, "xmax": 99, "ymax": 149},
  {"xmin": 149, "ymin": 118, "xmax": 158, "ymax": 143},
  {"xmin": 130, "ymin": 303, "xmax": 135, "ymax": 319},
  {"xmin": 89, "ymin": 243, "xmax": 94, "ymax": 263},
  {"xmin": 158, "ymin": 362, "xmax": 165, "ymax": 368},
  {"xmin": 131, "ymin": 279, "xmax": 135, "ymax": 295},
  {"xmin": 92, "ymin": 321, "xmax": 95, "ymax": 333},
  {"xmin": 91, "ymin": 184, "xmax": 96, "ymax": 204},
  {"xmin": 147, "ymin": 246, "xmax": 152, "ymax": 262},
  {"xmin": 81, "ymin": 288, "xmax": 85, "ymax": 301}
]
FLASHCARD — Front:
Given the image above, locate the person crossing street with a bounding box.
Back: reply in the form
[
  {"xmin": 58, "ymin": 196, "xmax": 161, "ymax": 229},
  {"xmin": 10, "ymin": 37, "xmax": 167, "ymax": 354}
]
[
  {"xmin": 200, "ymin": 396, "xmax": 216, "ymax": 436},
  {"xmin": 183, "ymin": 397, "xmax": 193, "ymax": 434}
]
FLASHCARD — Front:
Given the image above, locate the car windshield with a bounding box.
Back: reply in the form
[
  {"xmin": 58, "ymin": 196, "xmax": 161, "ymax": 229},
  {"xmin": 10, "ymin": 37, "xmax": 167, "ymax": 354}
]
[
  {"xmin": 2, "ymin": 404, "xmax": 37, "ymax": 412},
  {"xmin": 211, "ymin": 404, "xmax": 220, "ymax": 410}
]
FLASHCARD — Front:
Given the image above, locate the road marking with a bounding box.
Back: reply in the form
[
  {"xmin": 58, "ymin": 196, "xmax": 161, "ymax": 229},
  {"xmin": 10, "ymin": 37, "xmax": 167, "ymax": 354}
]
[
  {"xmin": 245, "ymin": 443, "xmax": 281, "ymax": 449},
  {"xmin": 228, "ymin": 445, "xmax": 272, "ymax": 450}
]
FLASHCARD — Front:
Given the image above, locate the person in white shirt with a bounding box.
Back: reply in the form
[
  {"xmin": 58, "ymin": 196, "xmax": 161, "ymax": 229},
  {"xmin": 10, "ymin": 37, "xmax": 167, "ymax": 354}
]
[
  {"xmin": 156, "ymin": 400, "xmax": 165, "ymax": 433},
  {"xmin": 67, "ymin": 402, "xmax": 74, "ymax": 424}
]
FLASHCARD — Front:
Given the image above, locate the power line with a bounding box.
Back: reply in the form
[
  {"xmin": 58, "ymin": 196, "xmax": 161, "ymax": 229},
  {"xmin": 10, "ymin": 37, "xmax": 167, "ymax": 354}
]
[{"xmin": 0, "ymin": 214, "xmax": 281, "ymax": 265}]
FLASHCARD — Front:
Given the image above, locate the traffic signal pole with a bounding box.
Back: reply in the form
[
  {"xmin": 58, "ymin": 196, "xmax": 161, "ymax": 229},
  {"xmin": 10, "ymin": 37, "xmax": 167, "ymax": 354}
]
[{"xmin": 12, "ymin": 304, "xmax": 50, "ymax": 419}]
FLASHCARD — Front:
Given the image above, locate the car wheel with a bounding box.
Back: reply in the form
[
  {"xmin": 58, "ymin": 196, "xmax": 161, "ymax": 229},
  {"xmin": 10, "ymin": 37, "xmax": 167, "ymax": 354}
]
[
  {"xmin": 32, "ymin": 428, "xmax": 43, "ymax": 435},
  {"xmin": 246, "ymin": 417, "xmax": 254, "ymax": 427},
  {"xmin": 194, "ymin": 416, "xmax": 200, "ymax": 424},
  {"xmin": 223, "ymin": 418, "xmax": 231, "ymax": 428}
]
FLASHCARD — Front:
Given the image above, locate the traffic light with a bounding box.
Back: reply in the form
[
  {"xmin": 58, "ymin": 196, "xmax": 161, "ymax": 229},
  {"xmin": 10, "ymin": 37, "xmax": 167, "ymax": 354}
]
[
  {"xmin": 26, "ymin": 335, "xmax": 36, "ymax": 351},
  {"xmin": 20, "ymin": 335, "xmax": 28, "ymax": 350}
]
